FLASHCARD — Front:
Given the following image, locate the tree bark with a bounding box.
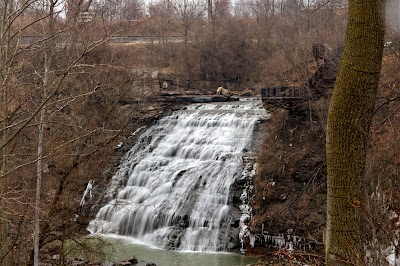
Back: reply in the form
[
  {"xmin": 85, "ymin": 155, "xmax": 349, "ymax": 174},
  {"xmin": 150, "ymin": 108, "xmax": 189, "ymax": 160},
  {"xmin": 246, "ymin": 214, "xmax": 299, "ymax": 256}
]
[
  {"xmin": 325, "ymin": 1, "xmax": 385, "ymax": 265},
  {"xmin": 1, "ymin": 1, "xmax": 12, "ymax": 264}
]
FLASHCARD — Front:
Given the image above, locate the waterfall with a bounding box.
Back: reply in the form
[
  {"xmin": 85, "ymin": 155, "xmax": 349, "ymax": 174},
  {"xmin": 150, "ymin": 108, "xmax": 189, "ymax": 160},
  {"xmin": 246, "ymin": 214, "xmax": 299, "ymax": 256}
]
[{"xmin": 88, "ymin": 99, "xmax": 269, "ymax": 252}]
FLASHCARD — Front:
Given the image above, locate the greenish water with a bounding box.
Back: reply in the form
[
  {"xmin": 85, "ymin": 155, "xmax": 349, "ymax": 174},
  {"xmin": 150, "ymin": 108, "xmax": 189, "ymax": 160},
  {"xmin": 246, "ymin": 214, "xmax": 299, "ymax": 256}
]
[{"xmin": 93, "ymin": 235, "xmax": 261, "ymax": 266}]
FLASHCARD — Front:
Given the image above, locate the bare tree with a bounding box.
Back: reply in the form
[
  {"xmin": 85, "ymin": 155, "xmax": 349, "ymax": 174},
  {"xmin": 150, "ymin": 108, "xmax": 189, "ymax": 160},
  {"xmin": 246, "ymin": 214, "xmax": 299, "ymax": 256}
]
[
  {"xmin": 33, "ymin": 1, "xmax": 58, "ymax": 265},
  {"xmin": 1, "ymin": 1, "xmax": 16, "ymax": 264},
  {"xmin": 214, "ymin": 0, "xmax": 230, "ymax": 17},
  {"xmin": 171, "ymin": 0, "xmax": 206, "ymax": 42},
  {"xmin": 120, "ymin": 0, "xmax": 143, "ymax": 21},
  {"xmin": 0, "ymin": 0, "xmax": 146, "ymax": 264}
]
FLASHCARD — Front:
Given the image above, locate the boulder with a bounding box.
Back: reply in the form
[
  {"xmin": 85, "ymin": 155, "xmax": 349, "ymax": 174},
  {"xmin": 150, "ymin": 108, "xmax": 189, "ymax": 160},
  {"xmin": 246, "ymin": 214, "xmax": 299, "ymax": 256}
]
[
  {"xmin": 216, "ymin": 86, "xmax": 233, "ymax": 98},
  {"xmin": 128, "ymin": 256, "xmax": 139, "ymax": 264}
]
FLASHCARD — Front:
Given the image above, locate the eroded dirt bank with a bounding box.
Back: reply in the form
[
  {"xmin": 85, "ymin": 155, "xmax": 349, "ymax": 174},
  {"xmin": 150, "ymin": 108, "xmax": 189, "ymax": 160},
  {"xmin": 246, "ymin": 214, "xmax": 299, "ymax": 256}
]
[{"xmin": 251, "ymin": 104, "xmax": 327, "ymax": 254}]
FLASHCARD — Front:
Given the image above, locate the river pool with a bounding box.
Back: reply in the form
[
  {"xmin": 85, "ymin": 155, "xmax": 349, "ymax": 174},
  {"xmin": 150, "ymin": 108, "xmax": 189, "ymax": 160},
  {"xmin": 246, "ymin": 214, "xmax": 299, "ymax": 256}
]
[{"xmin": 95, "ymin": 235, "xmax": 261, "ymax": 266}]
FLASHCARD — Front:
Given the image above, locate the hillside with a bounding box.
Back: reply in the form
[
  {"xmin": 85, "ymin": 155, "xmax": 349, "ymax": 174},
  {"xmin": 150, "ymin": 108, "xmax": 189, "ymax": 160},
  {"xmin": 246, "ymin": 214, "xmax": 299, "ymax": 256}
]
[{"xmin": 247, "ymin": 52, "xmax": 400, "ymax": 264}]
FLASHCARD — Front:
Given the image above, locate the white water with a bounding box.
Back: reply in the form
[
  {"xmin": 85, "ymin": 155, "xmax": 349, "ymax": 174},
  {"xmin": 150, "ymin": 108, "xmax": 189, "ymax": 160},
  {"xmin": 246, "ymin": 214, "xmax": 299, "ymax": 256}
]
[{"xmin": 88, "ymin": 99, "xmax": 269, "ymax": 252}]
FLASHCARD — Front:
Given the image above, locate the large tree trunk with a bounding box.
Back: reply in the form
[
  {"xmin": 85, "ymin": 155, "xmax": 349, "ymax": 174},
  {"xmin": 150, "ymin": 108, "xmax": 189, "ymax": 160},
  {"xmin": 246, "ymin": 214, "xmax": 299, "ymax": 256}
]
[{"xmin": 325, "ymin": 1, "xmax": 385, "ymax": 265}]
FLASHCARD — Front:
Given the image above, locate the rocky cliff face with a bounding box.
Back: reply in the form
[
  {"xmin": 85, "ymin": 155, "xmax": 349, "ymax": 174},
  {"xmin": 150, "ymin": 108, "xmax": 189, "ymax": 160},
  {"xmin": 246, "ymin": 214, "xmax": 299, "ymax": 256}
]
[
  {"xmin": 248, "ymin": 59, "xmax": 338, "ymax": 256},
  {"xmin": 250, "ymin": 106, "xmax": 327, "ymax": 254}
]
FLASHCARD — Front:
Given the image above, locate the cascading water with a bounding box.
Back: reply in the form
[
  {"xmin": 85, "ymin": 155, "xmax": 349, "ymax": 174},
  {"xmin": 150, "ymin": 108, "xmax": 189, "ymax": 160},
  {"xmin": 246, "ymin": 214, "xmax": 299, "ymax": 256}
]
[{"xmin": 88, "ymin": 99, "xmax": 269, "ymax": 252}]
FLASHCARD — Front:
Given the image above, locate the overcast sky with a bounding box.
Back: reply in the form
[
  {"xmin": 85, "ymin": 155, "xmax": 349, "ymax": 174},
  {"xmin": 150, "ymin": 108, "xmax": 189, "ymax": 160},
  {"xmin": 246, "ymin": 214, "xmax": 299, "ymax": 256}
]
[{"xmin": 387, "ymin": 0, "xmax": 400, "ymax": 34}]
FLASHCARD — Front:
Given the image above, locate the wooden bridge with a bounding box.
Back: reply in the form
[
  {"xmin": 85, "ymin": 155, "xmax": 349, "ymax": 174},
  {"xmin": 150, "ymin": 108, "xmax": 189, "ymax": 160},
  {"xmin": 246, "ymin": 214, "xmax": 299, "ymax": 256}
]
[{"xmin": 261, "ymin": 86, "xmax": 307, "ymax": 108}]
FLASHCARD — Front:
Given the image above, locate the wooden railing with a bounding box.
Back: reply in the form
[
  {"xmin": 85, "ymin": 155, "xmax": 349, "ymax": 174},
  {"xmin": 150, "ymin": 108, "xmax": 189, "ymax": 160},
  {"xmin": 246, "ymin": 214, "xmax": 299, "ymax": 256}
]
[{"xmin": 261, "ymin": 86, "xmax": 307, "ymax": 107}]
